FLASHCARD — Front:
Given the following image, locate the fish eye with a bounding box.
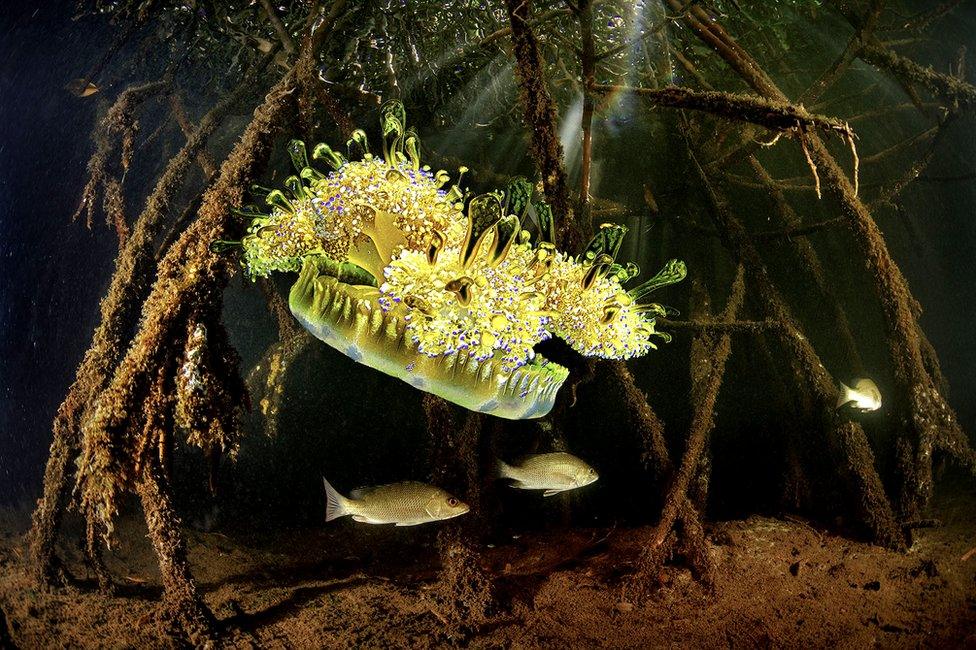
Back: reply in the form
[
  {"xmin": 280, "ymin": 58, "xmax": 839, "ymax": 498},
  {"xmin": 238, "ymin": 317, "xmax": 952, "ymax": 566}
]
[{"xmin": 448, "ymin": 497, "xmax": 458, "ymax": 507}]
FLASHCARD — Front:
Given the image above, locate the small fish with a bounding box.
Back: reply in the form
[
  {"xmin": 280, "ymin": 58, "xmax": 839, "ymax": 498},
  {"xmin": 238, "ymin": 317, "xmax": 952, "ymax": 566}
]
[
  {"xmin": 498, "ymin": 452, "xmax": 599, "ymax": 497},
  {"xmin": 65, "ymin": 78, "xmax": 99, "ymax": 97},
  {"xmin": 836, "ymin": 377, "xmax": 882, "ymax": 412},
  {"xmin": 322, "ymin": 477, "xmax": 469, "ymax": 526}
]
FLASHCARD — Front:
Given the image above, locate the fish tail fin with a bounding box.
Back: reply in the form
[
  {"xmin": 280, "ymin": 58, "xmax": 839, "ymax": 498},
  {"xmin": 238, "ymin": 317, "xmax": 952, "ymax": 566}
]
[
  {"xmin": 496, "ymin": 459, "xmax": 517, "ymax": 481},
  {"xmin": 322, "ymin": 477, "xmax": 350, "ymax": 522},
  {"xmin": 835, "ymin": 381, "xmax": 853, "ymax": 409}
]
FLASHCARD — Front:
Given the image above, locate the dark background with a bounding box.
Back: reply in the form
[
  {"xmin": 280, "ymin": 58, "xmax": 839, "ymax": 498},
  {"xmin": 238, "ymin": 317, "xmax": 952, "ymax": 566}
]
[{"xmin": 1, "ymin": 2, "xmax": 974, "ymax": 533}]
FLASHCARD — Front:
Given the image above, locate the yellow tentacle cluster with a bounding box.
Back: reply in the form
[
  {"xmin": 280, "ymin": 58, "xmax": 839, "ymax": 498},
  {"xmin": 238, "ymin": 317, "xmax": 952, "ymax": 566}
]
[{"xmin": 230, "ymin": 101, "xmax": 685, "ymax": 418}]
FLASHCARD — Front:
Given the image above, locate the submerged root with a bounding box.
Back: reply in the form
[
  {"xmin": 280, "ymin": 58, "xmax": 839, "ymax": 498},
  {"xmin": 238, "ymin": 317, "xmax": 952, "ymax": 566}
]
[
  {"xmin": 505, "ymin": 0, "xmax": 576, "ymax": 249},
  {"xmin": 672, "ymin": 0, "xmax": 970, "ymax": 534},
  {"xmin": 859, "ymin": 40, "xmax": 976, "ymax": 109},
  {"xmin": 247, "ymin": 279, "xmax": 313, "ymax": 438},
  {"xmin": 898, "ymin": 383, "xmax": 976, "ymax": 524},
  {"xmin": 426, "ymin": 527, "xmax": 495, "ymax": 634},
  {"xmin": 626, "ymin": 270, "xmax": 742, "ymax": 601},
  {"xmin": 804, "ymin": 134, "xmax": 976, "ymax": 523},
  {"xmin": 76, "ymin": 67, "xmax": 297, "ymax": 540},
  {"xmin": 747, "ymin": 155, "xmax": 864, "ymax": 373},
  {"xmin": 623, "ymin": 495, "xmax": 714, "ymax": 604},
  {"xmin": 84, "ymin": 515, "xmax": 114, "ymax": 594},
  {"xmin": 424, "ymin": 398, "xmax": 496, "ymax": 627},
  {"xmin": 27, "ymin": 58, "xmax": 266, "ymax": 582},
  {"xmin": 605, "ymin": 361, "xmax": 672, "ymax": 480},
  {"xmin": 73, "ymin": 79, "xmax": 169, "ymax": 231},
  {"xmin": 798, "ymin": 130, "xmax": 822, "ymax": 199},
  {"xmin": 136, "ymin": 461, "xmax": 219, "ymax": 647},
  {"xmin": 688, "ymin": 145, "xmax": 905, "ymax": 549}
]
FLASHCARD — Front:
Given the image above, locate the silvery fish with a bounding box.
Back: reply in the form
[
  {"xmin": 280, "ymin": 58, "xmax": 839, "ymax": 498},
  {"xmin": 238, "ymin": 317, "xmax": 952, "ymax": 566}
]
[
  {"xmin": 836, "ymin": 377, "xmax": 882, "ymax": 412},
  {"xmin": 322, "ymin": 478, "xmax": 469, "ymax": 526},
  {"xmin": 498, "ymin": 452, "xmax": 599, "ymax": 497}
]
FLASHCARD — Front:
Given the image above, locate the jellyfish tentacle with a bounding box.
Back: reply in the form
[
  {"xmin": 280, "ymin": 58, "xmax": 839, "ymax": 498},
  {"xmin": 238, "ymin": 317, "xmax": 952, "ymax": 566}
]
[{"xmin": 236, "ymin": 104, "xmax": 686, "ymax": 418}]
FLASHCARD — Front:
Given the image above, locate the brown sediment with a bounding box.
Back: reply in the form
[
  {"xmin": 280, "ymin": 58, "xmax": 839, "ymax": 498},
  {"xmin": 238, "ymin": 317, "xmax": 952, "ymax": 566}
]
[
  {"xmin": 626, "ymin": 269, "xmax": 744, "ymax": 600},
  {"xmin": 26, "ymin": 59, "xmax": 266, "ymax": 587},
  {"xmin": 4, "ymin": 499, "xmax": 976, "ymax": 647},
  {"xmin": 423, "ymin": 396, "xmax": 495, "ymax": 629},
  {"xmin": 504, "ymin": 0, "xmax": 577, "ymax": 251}
]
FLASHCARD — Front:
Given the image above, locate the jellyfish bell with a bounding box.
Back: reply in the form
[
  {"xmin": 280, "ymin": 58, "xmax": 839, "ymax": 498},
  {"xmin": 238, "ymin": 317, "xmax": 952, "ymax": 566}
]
[
  {"xmin": 289, "ymin": 256, "xmax": 570, "ymax": 420},
  {"xmin": 234, "ymin": 101, "xmax": 685, "ymax": 419}
]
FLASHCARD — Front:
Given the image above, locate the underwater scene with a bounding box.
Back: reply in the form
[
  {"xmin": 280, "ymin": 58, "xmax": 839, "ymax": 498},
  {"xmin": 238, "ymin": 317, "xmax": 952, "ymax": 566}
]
[{"xmin": 1, "ymin": 0, "xmax": 975, "ymax": 647}]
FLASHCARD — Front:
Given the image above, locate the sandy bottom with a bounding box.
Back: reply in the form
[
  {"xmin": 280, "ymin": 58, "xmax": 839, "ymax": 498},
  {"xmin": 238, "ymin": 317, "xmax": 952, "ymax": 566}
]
[{"xmin": 2, "ymin": 484, "xmax": 975, "ymax": 649}]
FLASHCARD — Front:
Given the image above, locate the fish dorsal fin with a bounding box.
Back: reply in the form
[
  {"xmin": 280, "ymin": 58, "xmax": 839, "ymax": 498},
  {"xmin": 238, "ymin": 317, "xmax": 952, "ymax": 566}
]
[
  {"xmin": 349, "ymin": 486, "xmax": 375, "ymax": 500},
  {"xmin": 520, "ymin": 451, "xmax": 577, "ymax": 468},
  {"xmin": 350, "ymin": 481, "xmax": 428, "ymax": 500},
  {"xmin": 854, "ymin": 378, "xmax": 879, "ymax": 394}
]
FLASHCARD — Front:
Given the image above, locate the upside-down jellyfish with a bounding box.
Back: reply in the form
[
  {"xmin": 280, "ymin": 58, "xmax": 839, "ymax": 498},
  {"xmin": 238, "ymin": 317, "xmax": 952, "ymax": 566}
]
[{"xmin": 227, "ymin": 101, "xmax": 686, "ymax": 419}]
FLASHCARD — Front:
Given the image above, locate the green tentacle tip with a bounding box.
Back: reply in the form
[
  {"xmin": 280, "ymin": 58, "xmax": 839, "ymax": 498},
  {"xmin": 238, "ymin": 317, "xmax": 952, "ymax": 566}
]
[
  {"xmin": 583, "ymin": 223, "xmax": 629, "ymax": 262},
  {"xmin": 380, "ymin": 99, "xmax": 407, "ymax": 137},
  {"xmin": 535, "ymin": 202, "xmax": 555, "ymax": 244},
  {"xmin": 287, "ymin": 139, "xmax": 310, "ymax": 172},
  {"xmin": 628, "ymin": 259, "xmax": 688, "ymax": 302},
  {"xmin": 505, "ymin": 177, "xmax": 534, "ymax": 218},
  {"xmin": 312, "ymin": 143, "xmax": 347, "ymax": 170},
  {"xmin": 347, "ymin": 129, "xmax": 369, "ymax": 155}
]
